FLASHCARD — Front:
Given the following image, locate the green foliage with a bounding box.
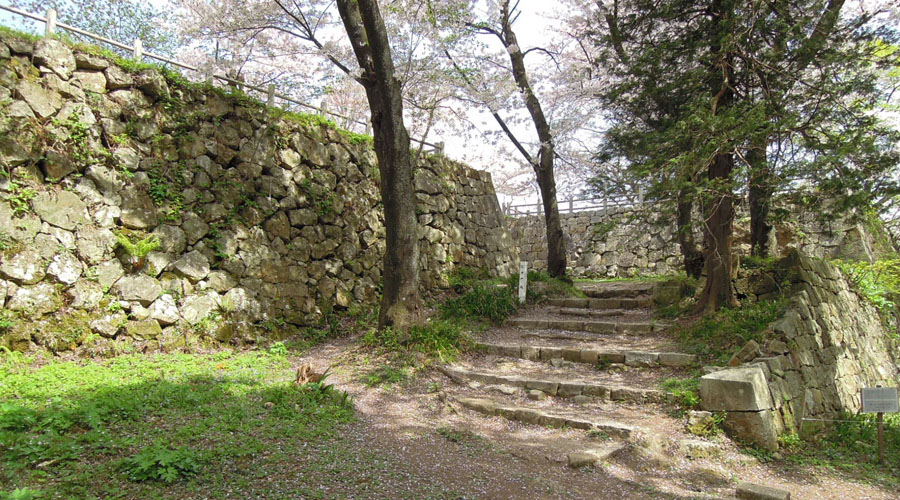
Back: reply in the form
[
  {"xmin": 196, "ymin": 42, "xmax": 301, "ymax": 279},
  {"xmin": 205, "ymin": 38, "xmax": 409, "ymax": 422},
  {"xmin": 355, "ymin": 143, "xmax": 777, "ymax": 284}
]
[
  {"xmin": 676, "ymin": 299, "xmax": 787, "ymax": 363},
  {"xmin": 363, "ymin": 320, "xmax": 468, "ymax": 360},
  {"xmin": 784, "ymin": 412, "xmax": 900, "ymax": 485},
  {"xmin": 0, "ymin": 26, "xmax": 40, "ymax": 42},
  {"xmin": 51, "ymin": 108, "xmax": 103, "ymax": 167},
  {"xmin": 741, "ymin": 255, "xmax": 779, "ymax": 271},
  {"xmin": 512, "ymin": 271, "xmax": 584, "ymax": 301},
  {"xmin": 362, "ymin": 364, "xmax": 409, "ymax": 387},
  {"xmin": 299, "ymin": 178, "xmax": 337, "ymax": 217},
  {"xmin": 119, "ymin": 444, "xmax": 203, "ymax": 483},
  {"xmin": 833, "ymin": 258, "xmax": 900, "ymax": 336},
  {"xmin": 114, "ymin": 232, "xmax": 161, "ymax": 261},
  {"xmin": 267, "ymin": 341, "xmax": 289, "ymax": 357},
  {"xmin": 4, "ymin": 180, "xmax": 37, "ymax": 217},
  {"xmin": 440, "ymin": 281, "xmax": 519, "ymax": 324},
  {"xmin": 1, "ymin": 487, "xmax": 44, "ymax": 500},
  {"xmin": 446, "ymin": 266, "xmax": 489, "ymax": 291},
  {"xmin": 146, "ymin": 163, "xmax": 186, "ymax": 221},
  {"xmin": 0, "ymin": 232, "xmax": 12, "ymax": 252},
  {"xmin": 440, "ymin": 267, "xmax": 581, "ymax": 325},
  {"xmin": 0, "ymin": 311, "xmax": 15, "ymax": 333},
  {"xmin": 687, "ymin": 412, "xmax": 725, "ymax": 439},
  {"xmin": 659, "ymin": 377, "xmax": 700, "ymax": 409},
  {"xmin": 592, "ymin": 220, "xmax": 617, "ymax": 239}
]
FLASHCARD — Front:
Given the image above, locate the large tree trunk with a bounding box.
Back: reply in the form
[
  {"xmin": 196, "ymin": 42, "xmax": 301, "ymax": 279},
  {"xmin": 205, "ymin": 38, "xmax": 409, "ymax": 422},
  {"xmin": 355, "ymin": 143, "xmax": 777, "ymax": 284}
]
[
  {"xmin": 500, "ymin": 1, "xmax": 567, "ymax": 278},
  {"xmin": 676, "ymin": 187, "xmax": 704, "ymax": 279},
  {"xmin": 336, "ymin": 0, "xmax": 422, "ymax": 329},
  {"xmin": 747, "ymin": 141, "xmax": 773, "ymax": 257},
  {"xmin": 537, "ymin": 156, "xmax": 567, "ymax": 277},
  {"xmin": 696, "ymin": 0, "xmax": 738, "ymax": 313},
  {"xmin": 696, "ymin": 153, "xmax": 738, "ymax": 313}
]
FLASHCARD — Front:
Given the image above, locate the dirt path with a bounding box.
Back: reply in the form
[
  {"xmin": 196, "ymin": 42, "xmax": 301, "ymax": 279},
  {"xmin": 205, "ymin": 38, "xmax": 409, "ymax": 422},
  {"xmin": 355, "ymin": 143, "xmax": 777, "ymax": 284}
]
[{"xmin": 290, "ymin": 284, "xmax": 897, "ymax": 500}]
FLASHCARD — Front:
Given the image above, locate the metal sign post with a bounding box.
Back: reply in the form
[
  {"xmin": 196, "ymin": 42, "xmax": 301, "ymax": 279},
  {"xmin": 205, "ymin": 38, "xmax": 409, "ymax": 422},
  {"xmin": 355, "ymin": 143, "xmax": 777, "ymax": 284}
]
[
  {"xmin": 518, "ymin": 261, "xmax": 528, "ymax": 304},
  {"xmin": 861, "ymin": 386, "xmax": 899, "ymax": 465}
]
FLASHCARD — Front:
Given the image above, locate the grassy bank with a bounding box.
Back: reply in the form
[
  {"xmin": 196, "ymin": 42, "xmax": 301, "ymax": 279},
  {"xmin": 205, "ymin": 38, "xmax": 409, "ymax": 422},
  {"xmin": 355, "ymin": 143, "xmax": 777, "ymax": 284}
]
[{"xmin": 0, "ymin": 349, "xmax": 445, "ymax": 499}]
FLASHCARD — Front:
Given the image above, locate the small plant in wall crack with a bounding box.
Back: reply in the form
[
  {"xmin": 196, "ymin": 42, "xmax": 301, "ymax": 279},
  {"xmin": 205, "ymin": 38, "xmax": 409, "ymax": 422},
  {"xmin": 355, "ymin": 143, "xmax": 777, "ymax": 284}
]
[
  {"xmin": 4, "ymin": 180, "xmax": 37, "ymax": 216},
  {"xmin": 115, "ymin": 232, "xmax": 161, "ymax": 272}
]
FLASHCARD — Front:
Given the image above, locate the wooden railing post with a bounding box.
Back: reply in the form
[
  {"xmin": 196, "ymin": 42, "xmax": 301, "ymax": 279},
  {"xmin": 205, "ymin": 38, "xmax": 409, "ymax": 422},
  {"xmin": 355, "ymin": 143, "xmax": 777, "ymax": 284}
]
[
  {"xmin": 133, "ymin": 38, "xmax": 143, "ymax": 61},
  {"xmin": 267, "ymin": 84, "xmax": 276, "ymax": 107},
  {"xmin": 44, "ymin": 8, "xmax": 57, "ymax": 36}
]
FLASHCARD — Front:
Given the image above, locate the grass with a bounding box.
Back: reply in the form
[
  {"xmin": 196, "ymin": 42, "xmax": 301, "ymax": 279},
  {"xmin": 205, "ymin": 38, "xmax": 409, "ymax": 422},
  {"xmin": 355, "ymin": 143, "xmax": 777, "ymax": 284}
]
[
  {"xmin": 674, "ymin": 299, "xmax": 787, "ymax": 364},
  {"xmin": 439, "ymin": 267, "xmax": 581, "ymax": 325},
  {"xmin": 0, "ymin": 349, "xmax": 429, "ymax": 498},
  {"xmin": 782, "ymin": 413, "xmax": 900, "ymax": 488},
  {"xmin": 659, "ymin": 376, "xmax": 701, "ymax": 410}
]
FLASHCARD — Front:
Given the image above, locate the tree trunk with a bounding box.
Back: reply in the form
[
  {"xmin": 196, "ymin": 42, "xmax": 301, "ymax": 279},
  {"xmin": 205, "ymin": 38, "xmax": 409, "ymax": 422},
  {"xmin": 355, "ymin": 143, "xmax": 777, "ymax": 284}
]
[
  {"xmin": 696, "ymin": 153, "xmax": 738, "ymax": 313},
  {"xmin": 336, "ymin": 0, "xmax": 423, "ymax": 329},
  {"xmin": 537, "ymin": 157, "xmax": 567, "ymax": 277},
  {"xmin": 747, "ymin": 141, "xmax": 773, "ymax": 257},
  {"xmin": 676, "ymin": 188, "xmax": 704, "ymax": 279},
  {"xmin": 500, "ymin": 1, "xmax": 567, "ymax": 278},
  {"xmin": 696, "ymin": 0, "xmax": 737, "ymax": 313}
]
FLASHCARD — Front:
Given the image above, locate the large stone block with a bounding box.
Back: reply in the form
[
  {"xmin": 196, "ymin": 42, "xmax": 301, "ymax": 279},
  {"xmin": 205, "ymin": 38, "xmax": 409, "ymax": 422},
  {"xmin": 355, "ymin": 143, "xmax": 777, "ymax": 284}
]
[
  {"xmin": 723, "ymin": 410, "xmax": 779, "ymax": 451},
  {"xmin": 700, "ymin": 365, "xmax": 773, "ymax": 411}
]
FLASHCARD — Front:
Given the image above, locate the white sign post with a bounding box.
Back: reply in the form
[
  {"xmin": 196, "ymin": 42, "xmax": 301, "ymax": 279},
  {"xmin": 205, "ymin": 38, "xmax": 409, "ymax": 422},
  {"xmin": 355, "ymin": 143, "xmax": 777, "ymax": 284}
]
[
  {"xmin": 861, "ymin": 386, "xmax": 899, "ymax": 465},
  {"xmin": 518, "ymin": 261, "xmax": 528, "ymax": 304}
]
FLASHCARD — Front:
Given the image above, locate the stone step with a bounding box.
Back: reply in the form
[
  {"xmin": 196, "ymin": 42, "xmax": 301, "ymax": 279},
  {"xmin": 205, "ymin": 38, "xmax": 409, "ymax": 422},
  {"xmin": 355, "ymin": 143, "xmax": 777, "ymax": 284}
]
[
  {"xmin": 547, "ymin": 297, "xmax": 653, "ymax": 310},
  {"xmin": 576, "ymin": 282, "xmax": 656, "ymax": 299},
  {"xmin": 452, "ymin": 395, "xmax": 637, "ymax": 440},
  {"xmin": 475, "ymin": 342, "xmax": 698, "ymax": 368},
  {"xmin": 508, "ymin": 317, "xmax": 665, "ymax": 334},
  {"xmin": 553, "ymin": 307, "xmax": 628, "ymax": 319},
  {"xmin": 439, "ymin": 366, "xmax": 672, "ymax": 404}
]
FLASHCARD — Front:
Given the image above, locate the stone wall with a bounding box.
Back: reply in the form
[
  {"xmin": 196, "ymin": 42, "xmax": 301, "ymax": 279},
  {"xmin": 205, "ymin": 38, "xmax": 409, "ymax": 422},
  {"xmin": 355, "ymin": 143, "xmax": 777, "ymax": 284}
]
[
  {"xmin": 510, "ymin": 203, "xmax": 887, "ymax": 278},
  {"xmin": 701, "ymin": 252, "xmax": 900, "ymax": 449},
  {"xmin": 0, "ymin": 34, "xmax": 517, "ymax": 353}
]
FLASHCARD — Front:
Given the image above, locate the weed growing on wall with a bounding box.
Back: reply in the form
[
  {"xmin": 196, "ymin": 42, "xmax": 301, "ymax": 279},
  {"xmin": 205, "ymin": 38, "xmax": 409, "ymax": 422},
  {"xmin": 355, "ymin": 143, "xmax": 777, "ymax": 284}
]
[
  {"xmin": 833, "ymin": 258, "xmax": 900, "ymax": 337},
  {"xmin": 114, "ymin": 232, "xmax": 161, "ymax": 271}
]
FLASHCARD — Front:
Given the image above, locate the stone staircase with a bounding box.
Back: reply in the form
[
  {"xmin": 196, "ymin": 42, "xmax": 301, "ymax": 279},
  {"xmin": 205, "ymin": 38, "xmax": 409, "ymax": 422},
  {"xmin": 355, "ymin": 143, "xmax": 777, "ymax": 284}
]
[{"xmin": 438, "ymin": 280, "xmax": 718, "ymax": 470}]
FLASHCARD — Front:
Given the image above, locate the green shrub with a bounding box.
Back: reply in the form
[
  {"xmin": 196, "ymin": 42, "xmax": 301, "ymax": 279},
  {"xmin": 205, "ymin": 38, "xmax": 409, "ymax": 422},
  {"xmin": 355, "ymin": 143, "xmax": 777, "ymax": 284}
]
[{"xmin": 119, "ymin": 444, "xmax": 203, "ymax": 483}]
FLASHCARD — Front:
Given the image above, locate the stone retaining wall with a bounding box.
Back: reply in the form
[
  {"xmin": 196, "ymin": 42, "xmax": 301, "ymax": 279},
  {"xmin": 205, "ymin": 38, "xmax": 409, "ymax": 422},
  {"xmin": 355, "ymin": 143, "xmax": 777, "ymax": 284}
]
[
  {"xmin": 510, "ymin": 204, "xmax": 886, "ymax": 277},
  {"xmin": 0, "ymin": 34, "xmax": 517, "ymax": 353},
  {"xmin": 701, "ymin": 252, "xmax": 900, "ymax": 449}
]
